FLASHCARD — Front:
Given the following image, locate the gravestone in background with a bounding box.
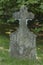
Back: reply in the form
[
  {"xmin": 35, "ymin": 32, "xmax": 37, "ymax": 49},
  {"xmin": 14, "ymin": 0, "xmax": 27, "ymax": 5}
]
[{"xmin": 9, "ymin": 5, "xmax": 37, "ymax": 59}]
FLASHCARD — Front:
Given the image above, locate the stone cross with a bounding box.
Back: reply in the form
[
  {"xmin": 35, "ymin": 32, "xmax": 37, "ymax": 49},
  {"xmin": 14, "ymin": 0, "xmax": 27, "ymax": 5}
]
[
  {"xmin": 9, "ymin": 5, "xmax": 37, "ymax": 59},
  {"xmin": 13, "ymin": 5, "xmax": 34, "ymax": 21}
]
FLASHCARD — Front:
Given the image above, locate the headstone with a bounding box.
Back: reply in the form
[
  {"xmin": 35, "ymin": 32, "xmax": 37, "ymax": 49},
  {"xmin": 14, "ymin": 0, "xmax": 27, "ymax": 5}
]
[{"xmin": 9, "ymin": 5, "xmax": 37, "ymax": 59}]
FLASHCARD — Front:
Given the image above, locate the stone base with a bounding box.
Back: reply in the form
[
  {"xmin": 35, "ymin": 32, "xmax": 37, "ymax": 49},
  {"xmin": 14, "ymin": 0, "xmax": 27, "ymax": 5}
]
[{"xmin": 9, "ymin": 34, "xmax": 37, "ymax": 60}]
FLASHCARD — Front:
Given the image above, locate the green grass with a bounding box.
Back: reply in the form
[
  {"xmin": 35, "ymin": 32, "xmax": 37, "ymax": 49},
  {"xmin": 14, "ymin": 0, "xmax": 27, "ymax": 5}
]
[
  {"xmin": 0, "ymin": 34, "xmax": 9, "ymax": 49},
  {"xmin": 0, "ymin": 34, "xmax": 43, "ymax": 65}
]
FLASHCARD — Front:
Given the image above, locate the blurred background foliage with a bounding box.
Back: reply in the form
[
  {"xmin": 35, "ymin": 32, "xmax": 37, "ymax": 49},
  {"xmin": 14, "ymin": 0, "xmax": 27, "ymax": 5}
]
[{"xmin": 0, "ymin": 0, "xmax": 43, "ymax": 36}]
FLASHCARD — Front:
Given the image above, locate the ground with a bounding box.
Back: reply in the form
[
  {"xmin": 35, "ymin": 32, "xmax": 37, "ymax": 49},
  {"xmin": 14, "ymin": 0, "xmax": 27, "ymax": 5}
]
[{"xmin": 0, "ymin": 34, "xmax": 43, "ymax": 65}]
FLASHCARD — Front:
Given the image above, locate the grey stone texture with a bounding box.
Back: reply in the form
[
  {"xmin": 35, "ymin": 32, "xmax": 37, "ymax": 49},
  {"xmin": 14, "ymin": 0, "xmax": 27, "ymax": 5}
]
[{"xmin": 9, "ymin": 5, "xmax": 37, "ymax": 59}]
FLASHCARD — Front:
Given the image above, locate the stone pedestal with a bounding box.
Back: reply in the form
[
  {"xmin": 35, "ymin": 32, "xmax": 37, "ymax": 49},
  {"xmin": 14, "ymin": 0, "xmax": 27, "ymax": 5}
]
[{"xmin": 9, "ymin": 30, "xmax": 37, "ymax": 59}]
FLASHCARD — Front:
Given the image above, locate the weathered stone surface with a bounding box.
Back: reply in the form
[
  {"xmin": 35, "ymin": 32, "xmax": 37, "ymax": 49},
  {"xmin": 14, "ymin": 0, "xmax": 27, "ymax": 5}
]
[{"xmin": 9, "ymin": 5, "xmax": 37, "ymax": 59}]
